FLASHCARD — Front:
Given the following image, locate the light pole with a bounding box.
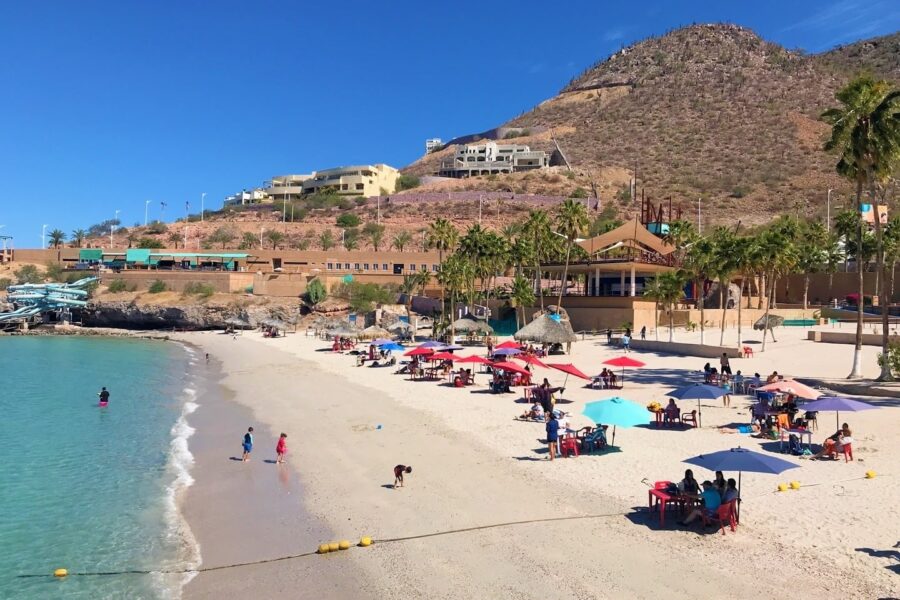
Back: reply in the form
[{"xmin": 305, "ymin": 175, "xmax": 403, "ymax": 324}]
[
  {"xmin": 259, "ymin": 227, "xmax": 264, "ymax": 248},
  {"xmin": 479, "ymin": 194, "xmax": 483, "ymax": 224},
  {"xmin": 827, "ymin": 188, "xmax": 833, "ymax": 232},
  {"xmin": 201, "ymin": 193, "xmax": 206, "ymax": 223},
  {"xmin": 42, "ymin": 224, "xmax": 48, "ymax": 249},
  {"xmin": 144, "ymin": 200, "xmax": 151, "ymax": 226},
  {"xmin": 112, "ymin": 210, "xmax": 120, "ymax": 247},
  {"xmin": 697, "ymin": 197, "xmax": 702, "ymax": 234}
]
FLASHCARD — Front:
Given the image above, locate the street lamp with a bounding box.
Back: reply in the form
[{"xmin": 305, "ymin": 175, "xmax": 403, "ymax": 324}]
[
  {"xmin": 145, "ymin": 200, "xmax": 151, "ymax": 226},
  {"xmin": 42, "ymin": 224, "xmax": 48, "ymax": 249},
  {"xmin": 201, "ymin": 192, "xmax": 206, "ymax": 223},
  {"xmin": 111, "ymin": 210, "xmax": 120, "ymax": 247},
  {"xmin": 827, "ymin": 189, "xmax": 833, "ymax": 232}
]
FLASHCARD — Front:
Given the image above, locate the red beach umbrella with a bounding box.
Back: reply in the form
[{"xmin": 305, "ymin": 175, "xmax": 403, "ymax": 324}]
[
  {"xmin": 547, "ymin": 363, "xmax": 590, "ymax": 389},
  {"xmin": 514, "ymin": 354, "xmax": 549, "ymax": 369},
  {"xmin": 496, "ymin": 340, "xmax": 522, "ymax": 349},
  {"xmin": 405, "ymin": 347, "xmax": 435, "ymax": 357},
  {"xmin": 455, "ymin": 355, "xmax": 492, "ymax": 365},
  {"xmin": 602, "ymin": 356, "xmax": 646, "ymax": 385},
  {"xmin": 491, "ymin": 361, "xmax": 530, "ymax": 376},
  {"xmin": 428, "ymin": 352, "xmax": 457, "ymax": 361}
]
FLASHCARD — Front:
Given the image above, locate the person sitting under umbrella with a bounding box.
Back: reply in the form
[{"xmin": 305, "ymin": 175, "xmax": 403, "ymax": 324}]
[
  {"xmin": 664, "ymin": 399, "xmax": 681, "ymax": 425},
  {"xmin": 678, "ymin": 469, "xmax": 701, "ymax": 497},
  {"xmin": 678, "ymin": 480, "xmax": 722, "ymax": 526},
  {"xmin": 722, "ymin": 478, "xmax": 740, "ymax": 503},
  {"xmin": 808, "ymin": 423, "xmax": 852, "ymax": 460},
  {"xmin": 519, "ymin": 401, "xmax": 544, "ymax": 421}
]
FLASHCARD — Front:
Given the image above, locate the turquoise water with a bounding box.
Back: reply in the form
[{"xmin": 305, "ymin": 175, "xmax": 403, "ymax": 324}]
[{"xmin": 0, "ymin": 336, "xmax": 200, "ymax": 599}]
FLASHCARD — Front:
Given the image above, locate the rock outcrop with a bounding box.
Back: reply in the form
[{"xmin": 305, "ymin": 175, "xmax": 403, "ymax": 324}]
[{"xmin": 81, "ymin": 301, "xmax": 300, "ymax": 330}]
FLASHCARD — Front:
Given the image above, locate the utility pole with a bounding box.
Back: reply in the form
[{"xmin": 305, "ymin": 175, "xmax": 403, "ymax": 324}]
[
  {"xmin": 112, "ymin": 210, "xmax": 120, "ymax": 247},
  {"xmin": 144, "ymin": 200, "xmax": 151, "ymax": 226},
  {"xmin": 259, "ymin": 227, "xmax": 264, "ymax": 248},
  {"xmin": 42, "ymin": 224, "xmax": 48, "ymax": 249},
  {"xmin": 201, "ymin": 192, "xmax": 206, "ymax": 222}
]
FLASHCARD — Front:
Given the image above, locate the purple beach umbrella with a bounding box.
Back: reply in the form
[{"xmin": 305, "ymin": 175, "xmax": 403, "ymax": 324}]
[
  {"xmin": 493, "ymin": 347, "xmax": 522, "ymax": 357},
  {"xmin": 418, "ymin": 340, "xmax": 446, "ymax": 348},
  {"xmin": 799, "ymin": 396, "xmax": 878, "ymax": 430}
]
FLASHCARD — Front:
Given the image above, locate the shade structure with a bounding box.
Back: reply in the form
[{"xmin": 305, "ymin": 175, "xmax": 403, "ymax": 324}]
[
  {"xmin": 328, "ymin": 326, "xmax": 360, "ymax": 338},
  {"xmin": 224, "ymin": 317, "xmax": 251, "ymax": 329},
  {"xmin": 602, "ymin": 356, "xmax": 646, "ymax": 386},
  {"xmin": 359, "ymin": 325, "xmax": 392, "ymax": 340},
  {"xmin": 665, "ymin": 384, "xmax": 728, "ymax": 428},
  {"xmin": 514, "ymin": 354, "xmax": 549, "ymax": 369},
  {"xmin": 756, "ymin": 380, "xmax": 821, "ymax": 400},
  {"xmin": 387, "ymin": 321, "xmax": 413, "ymax": 333},
  {"xmin": 513, "ymin": 314, "xmax": 578, "ymax": 346},
  {"xmin": 418, "ymin": 340, "xmax": 446, "ymax": 348},
  {"xmin": 547, "ymin": 362, "xmax": 590, "ymax": 390},
  {"xmin": 428, "ymin": 352, "xmax": 457, "ymax": 361},
  {"xmin": 451, "ymin": 314, "xmax": 494, "ymax": 334},
  {"xmin": 753, "ymin": 314, "xmax": 785, "ymax": 330},
  {"xmin": 582, "ymin": 397, "xmax": 647, "ymax": 446},
  {"xmin": 496, "ymin": 341, "xmax": 522, "ymax": 349},
  {"xmin": 684, "ymin": 446, "xmax": 800, "ymax": 520},
  {"xmin": 443, "ymin": 344, "xmax": 465, "ymax": 351},
  {"xmin": 370, "ymin": 338, "xmax": 395, "ymax": 346},
  {"xmin": 799, "ymin": 396, "xmax": 878, "ymax": 429},
  {"xmin": 493, "ymin": 347, "xmax": 522, "ymax": 356},
  {"xmin": 405, "ymin": 347, "xmax": 435, "ymax": 357},
  {"xmin": 455, "ymin": 355, "xmax": 492, "ymax": 365},
  {"xmin": 491, "ymin": 361, "xmax": 530, "ymax": 376},
  {"xmin": 380, "ymin": 342, "xmax": 404, "ymax": 352}
]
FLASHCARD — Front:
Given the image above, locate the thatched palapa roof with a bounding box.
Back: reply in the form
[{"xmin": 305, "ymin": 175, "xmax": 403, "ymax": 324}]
[
  {"xmin": 753, "ymin": 315, "xmax": 785, "ymax": 330},
  {"xmin": 451, "ymin": 314, "xmax": 493, "ymax": 334},
  {"xmin": 514, "ymin": 314, "xmax": 577, "ymax": 344},
  {"xmin": 224, "ymin": 317, "xmax": 252, "ymax": 329},
  {"xmin": 359, "ymin": 325, "xmax": 392, "ymax": 340}
]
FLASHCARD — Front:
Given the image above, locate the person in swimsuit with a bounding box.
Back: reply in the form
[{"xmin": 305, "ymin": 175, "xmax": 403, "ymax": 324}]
[
  {"xmin": 394, "ymin": 464, "xmax": 412, "ymax": 488},
  {"xmin": 98, "ymin": 387, "xmax": 110, "ymax": 405},
  {"xmin": 242, "ymin": 427, "xmax": 254, "ymax": 462}
]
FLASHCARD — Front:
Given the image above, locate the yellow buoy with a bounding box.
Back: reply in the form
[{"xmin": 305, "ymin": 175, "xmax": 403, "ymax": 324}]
[
  {"xmin": 789, "ymin": 481, "xmax": 801, "ymax": 490},
  {"xmin": 359, "ymin": 536, "xmax": 373, "ymax": 547},
  {"xmin": 317, "ymin": 544, "xmax": 330, "ymax": 554},
  {"xmin": 328, "ymin": 542, "xmax": 340, "ymax": 552},
  {"xmin": 338, "ymin": 540, "xmax": 351, "ymax": 550},
  {"xmin": 54, "ymin": 569, "xmax": 68, "ymax": 578},
  {"xmin": 865, "ymin": 470, "xmax": 876, "ymax": 479},
  {"xmin": 777, "ymin": 483, "xmax": 788, "ymax": 492}
]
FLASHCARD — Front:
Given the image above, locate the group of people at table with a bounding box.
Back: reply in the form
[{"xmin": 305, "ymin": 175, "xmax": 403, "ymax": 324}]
[{"xmin": 664, "ymin": 469, "xmax": 740, "ymax": 527}]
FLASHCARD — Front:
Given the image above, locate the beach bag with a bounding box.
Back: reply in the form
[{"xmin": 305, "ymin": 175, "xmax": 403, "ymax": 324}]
[{"xmin": 788, "ymin": 434, "xmax": 802, "ymax": 455}]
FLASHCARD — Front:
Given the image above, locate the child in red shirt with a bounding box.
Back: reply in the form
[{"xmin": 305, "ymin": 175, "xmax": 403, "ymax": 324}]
[{"xmin": 276, "ymin": 433, "xmax": 288, "ymax": 464}]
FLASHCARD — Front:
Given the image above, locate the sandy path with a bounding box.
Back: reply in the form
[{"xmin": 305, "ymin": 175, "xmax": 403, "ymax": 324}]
[{"xmin": 178, "ymin": 325, "xmax": 898, "ymax": 599}]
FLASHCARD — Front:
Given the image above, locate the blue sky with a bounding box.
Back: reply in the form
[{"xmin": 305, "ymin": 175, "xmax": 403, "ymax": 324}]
[{"xmin": 1, "ymin": 0, "xmax": 898, "ymax": 246}]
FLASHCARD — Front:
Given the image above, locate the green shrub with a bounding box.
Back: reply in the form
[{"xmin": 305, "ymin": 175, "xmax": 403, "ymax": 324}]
[
  {"xmin": 337, "ymin": 199, "xmax": 354, "ymax": 211},
  {"xmin": 877, "ymin": 341, "xmax": 900, "ymax": 378},
  {"xmin": 0, "ymin": 277, "xmax": 12, "ymax": 290},
  {"xmin": 305, "ymin": 278, "xmax": 327, "ymax": 304},
  {"xmin": 14, "ymin": 264, "xmax": 43, "ymax": 284},
  {"xmin": 395, "ymin": 174, "xmax": 420, "ymax": 192},
  {"xmin": 571, "ymin": 187, "xmax": 588, "ymax": 198},
  {"xmin": 336, "ymin": 213, "xmax": 361, "ymax": 228},
  {"xmin": 183, "ymin": 282, "xmax": 216, "ymax": 298},
  {"xmin": 147, "ymin": 221, "xmax": 168, "ymax": 234},
  {"xmin": 731, "ymin": 185, "xmax": 752, "ymax": 198},
  {"xmin": 148, "ymin": 280, "xmax": 167, "ymax": 293},
  {"xmin": 44, "ymin": 262, "xmax": 66, "ymax": 282},
  {"xmin": 108, "ymin": 279, "xmax": 129, "ymax": 293},
  {"xmin": 138, "ymin": 237, "xmax": 165, "ymax": 249}
]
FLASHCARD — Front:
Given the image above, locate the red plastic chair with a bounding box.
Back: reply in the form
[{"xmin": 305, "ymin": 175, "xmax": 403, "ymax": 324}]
[
  {"xmin": 681, "ymin": 410, "xmax": 698, "ymax": 428},
  {"xmin": 702, "ymin": 501, "xmax": 737, "ymax": 534},
  {"xmin": 560, "ymin": 435, "xmax": 579, "ymax": 458},
  {"xmin": 842, "ymin": 443, "xmax": 853, "ymax": 462},
  {"xmin": 743, "ymin": 346, "xmax": 753, "ymax": 358}
]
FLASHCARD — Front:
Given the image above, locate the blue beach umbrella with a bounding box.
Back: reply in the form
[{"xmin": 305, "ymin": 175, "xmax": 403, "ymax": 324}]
[
  {"xmin": 582, "ymin": 397, "xmax": 647, "ymax": 447},
  {"xmin": 684, "ymin": 446, "xmax": 800, "ymax": 520},
  {"xmin": 380, "ymin": 342, "xmax": 404, "ymax": 352},
  {"xmin": 799, "ymin": 396, "xmax": 878, "ymax": 430},
  {"xmin": 665, "ymin": 384, "xmax": 728, "ymax": 428}
]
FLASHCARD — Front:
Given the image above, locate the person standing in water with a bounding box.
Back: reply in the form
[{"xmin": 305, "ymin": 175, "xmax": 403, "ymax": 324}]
[
  {"xmin": 241, "ymin": 427, "xmax": 254, "ymax": 462},
  {"xmin": 98, "ymin": 387, "xmax": 110, "ymax": 405}
]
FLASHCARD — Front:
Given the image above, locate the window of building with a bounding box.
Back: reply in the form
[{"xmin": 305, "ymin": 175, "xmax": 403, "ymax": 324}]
[
  {"xmin": 355, "ymin": 183, "xmax": 364, "ymax": 190},
  {"xmin": 354, "ymin": 263, "xmax": 360, "ymax": 270},
  {"xmin": 341, "ymin": 184, "xmax": 349, "ymax": 190},
  {"xmin": 344, "ymin": 263, "xmax": 350, "ymax": 270},
  {"xmin": 382, "ymin": 263, "xmax": 389, "ymax": 271},
  {"xmin": 409, "ymin": 264, "xmax": 415, "ymax": 271},
  {"xmin": 363, "ymin": 263, "xmax": 369, "ymax": 271},
  {"xmin": 432, "ymin": 264, "xmax": 439, "ymax": 272},
  {"xmin": 327, "ymin": 262, "xmax": 333, "ymax": 270},
  {"xmin": 421, "ymin": 264, "xmax": 427, "ymax": 271}
]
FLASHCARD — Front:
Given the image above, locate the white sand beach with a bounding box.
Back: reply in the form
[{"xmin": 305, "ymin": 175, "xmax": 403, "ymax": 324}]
[{"xmin": 179, "ymin": 324, "xmax": 899, "ymax": 599}]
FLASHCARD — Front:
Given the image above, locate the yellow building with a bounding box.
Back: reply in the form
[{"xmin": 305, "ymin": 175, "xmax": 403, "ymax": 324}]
[{"xmin": 302, "ymin": 164, "xmax": 400, "ymax": 197}]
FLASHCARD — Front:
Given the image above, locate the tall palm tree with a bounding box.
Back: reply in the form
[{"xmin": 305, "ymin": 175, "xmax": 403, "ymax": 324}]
[
  {"xmin": 822, "ymin": 232, "xmax": 844, "ymax": 303},
  {"xmin": 555, "ymin": 199, "xmax": 589, "ymax": 309},
  {"xmin": 822, "ymin": 75, "xmax": 900, "ymax": 379},
  {"xmin": 426, "ymin": 218, "xmax": 459, "ymax": 325},
  {"xmin": 522, "ymin": 210, "xmax": 551, "ymax": 311},
  {"xmin": 392, "ymin": 230, "xmax": 412, "ymax": 252},
  {"xmin": 71, "ymin": 229, "xmax": 87, "ymax": 248},
  {"xmin": 48, "ymin": 229, "xmax": 66, "ymax": 249},
  {"xmin": 646, "ymin": 271, "xmax": 686, "ymax": 342},
  {"xmin": 510, "ymin": 274, "xmax": 536, "ymax": 329},
  {"xmin": 168, "ymin": 231, "xmax": 182, "ymax": 249},
  {"xmin": 682, "ymin": 237, "xmax": 714, "ymax": 344},
  {"xmin": 642, "ymin": 277, "xmax": 664, "ymax": 341},
  {"xmin": 710, "ymin": 227, "xmax": 738, "ymax": 346},
  {"xmin": 797, "ymin": 221, "xmax": 828, "ymax": 311}
]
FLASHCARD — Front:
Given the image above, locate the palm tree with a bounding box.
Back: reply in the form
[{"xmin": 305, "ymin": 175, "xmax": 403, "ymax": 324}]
[
  {"xmin": 522, "ymin": 210, "xmax": 551, "ymax": 311},
  {"xmin": 265, "ymin": 230, "xmax": 285, "ymax": 249},
  {"xmin": 392, "ymin": 230, "xmax": 412, "ymax": 252},
  {"xmin": 555, "ymin": 199, "xmax": 589, "ymax": 309},
  {"xmin": 426, "ymin": 218, "xmax": 459, "ymax": 325},
  {"xmin": 797, "ymin": 221, "xmax": 828, "ymax": 311},
  {"xmin": 822, "ymin": 75, "xmax": 900, "ymax": 379},
  {"xmin": 682, "ymin": 237, "xmax": 714, "ymax": 344},
  {"xmin": 510, "ymin": 274, "xmax": 536, "ymax": 329},
  {"xmin": 710, "ymin": 227, "xmax": 739, "ymax": 346},
  {"xmin": 732, "ymin": 237, "xmax": 756, "ymax": 349},
  {"xmin": 240, "ymin": 231, "xmax": 257, "ymax": 250},
  {"xmin": 319, "ymin": 229, "xmax": 336, "ymax": 251},
  {"xmin": 71, "ymin": 229, "xmax": 87, "ymax": 248},
  {"xmin": 167, "ymin": 231, "xmax": 182, "ymax": 249},
  {"xmin": 363, "ymin": 223, "xmax": 386, "ymax": 251},
  {"xmin": 642, "ymin": 277, "xmax": 665, "ymax": 341},
  {"xmin": 822, "ymin": 233, "xmax": 844, "ymax": 302},
  {"xmin": 48, "ymin": 229, "xmax": 66, "ymax": 249}
]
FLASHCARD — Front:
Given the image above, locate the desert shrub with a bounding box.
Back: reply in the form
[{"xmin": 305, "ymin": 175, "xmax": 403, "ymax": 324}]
[
  {"xmin": 571, "ymin": 187, "xmax": 589, "ymax": 198},
  {"xmin": 0, "ymin": 277, "xmax": 12, "ymax": 290},
  {"xmin": 148, "ymin": 280, "xmax": 167, "ymax": 293},
  {"xmin": 14, "ymin": 264, "xmax": 43, "ymax": 284},
  {"xmin": 305, "ymin": 278, "xmax": 327, "ymax": 305},
  {"xmin": 183, "ymin": 282, "xmax": 216, "ymax": 298},
  {"xmin": 877, "ymin": 341, "xmax": 900, "ymax": 378},
  {"xmin": 138, "ymin": 237, "xmax": 165, "ymax": 249},
  {"xmin": 147, "ymin": 221, "xmax": 168, "ymax": 234},
  {"xmin": 395, "ymin": 174, "xmax": 420, "ymax": 192},
  {"xmin": 108, "ymin": 279, "xmax": 129, "ymax": 293},
  {"xmin": 44, "ymin": 262, "xmax": 66, "ymax": 282},
  {"xmin": 731, "ymin": 185, "xmax": 752, "ymax": 198},
  {"xmin": 336, "ymin": 213, "xmax": 361, "ymax": 228}
]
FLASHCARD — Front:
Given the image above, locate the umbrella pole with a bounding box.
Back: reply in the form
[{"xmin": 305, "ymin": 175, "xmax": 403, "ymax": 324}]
[
  {"xmin": 697, "ymin": 397, "xmax": 702, "ymax": 428},
  {"xmin": 737, "ymin": 471, "xmax": 742, "ymax": 523},
  {"xmin": 612, "ymin": 425, "xmax": 617, "ymax": 447},
  {"xmin": 836, "ymin": 411, "xmax": 840, "ymax": 431}
]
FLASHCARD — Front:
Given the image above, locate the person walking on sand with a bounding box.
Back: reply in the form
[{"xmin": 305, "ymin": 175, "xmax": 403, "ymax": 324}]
[
  {"xmin": 393, "ymin": 464, "xmax": 412, "ymax": 489},
  {"xmin": 720, "ymin": 353, "xmax": 732, "ymax": 376},
  {"xmin": 241, "ymin": 427, "xmax": 254, "ymax": 462},
  {"xmin": 275, "ymin": 433, "xmax": 288, "ymax": 464}
]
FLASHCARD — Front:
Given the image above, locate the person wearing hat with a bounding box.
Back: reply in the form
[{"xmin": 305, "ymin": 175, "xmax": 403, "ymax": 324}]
[{"xmin": 678, "ymin": 480, "xmax": 722, "ymax": 526}]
